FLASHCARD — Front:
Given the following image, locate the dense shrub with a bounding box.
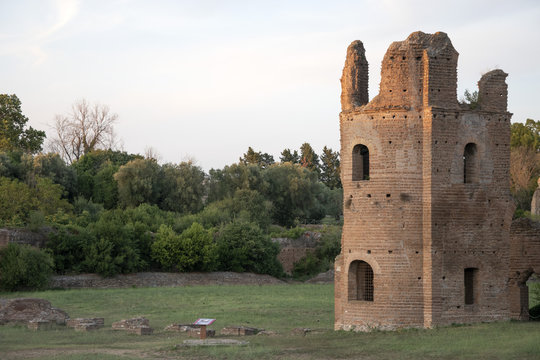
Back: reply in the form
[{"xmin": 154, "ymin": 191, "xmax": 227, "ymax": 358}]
[
  {"xmin": 152, "ymin": 223, "xmax": 217, "ymax": 272},
  {"xmin": 215, "ymin": 221, "xmax": 283, "ymax": 277},
  {"xmin": 530, "ymin": 304, "xmax": 540, "ymax": 321},
  {"xmin": 292, "ymin": 225, "xmax": 341, "ymax": 279},
  {"xmin": 0, "ymin": 243, "xmax": 53, "ymax": 291},
  {"xmin": 46, "ymin": 226, "xmax": 92, "ymax": 274}
]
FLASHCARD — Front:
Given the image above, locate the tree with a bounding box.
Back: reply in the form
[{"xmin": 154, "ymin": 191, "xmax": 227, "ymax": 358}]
[
  {"xmin": 0, "ymin": 176, "xmax": 72, "ymax": 226},
  {"xmin": 239, "ymin": 147, "xmax": 275, "ymax": 169},
  {"xmin": 50, "ymin": 99, "xmax": 119, "ymax": 163},
  {"xmin": 510, "ymin": 119, "xmax": 540, "ymax": 212},
  {"xmin": 159, "ymin": 161, "xmax": 206, "ymax": 214},
  {"xmin": 280, "ymin": 148, "xmax": 300, "ymax": 164},
  {"xmin": 32, "ymin": 153, "xmax": 77, "ymax": 200},
  {"xmin": 459, "ymin": 89, "xmax": 479, "ymax": 110},
  {"xmin": 114, "ymin": 158, "xmax": 161, "ymax": 208},
  {"xmin": 511, "ymin": 119, "xmax": 540, "ymax": 152},
  {"xmin": 263, "ymin": 162, "xmax": 324, "ymax": 227},
  {"xmin": 300, "ymin": 142, "xmax": 320, "ymax": 174},
  {"xmin": 71, "ymin": 149, "xmax": 142, "ymax": 204},
  {"xmin": 0, "ymin": 94, "xmax": 45, "ymax": 153},
  {"xmin": 320, "ymin": 146, "xmax": 341, "ymax": 189},
  {"xmin": 206, "ymin": 163, "xmax": 266, "ymax": 203}
]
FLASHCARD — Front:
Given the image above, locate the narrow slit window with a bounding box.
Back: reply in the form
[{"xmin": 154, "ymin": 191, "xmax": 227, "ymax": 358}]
[
  {"xmin": 464, "ymin": 268, "xmax": 478, "ymax": 305},
  {"xmin": 463, "ymin": 143, "xmax": 479, "ymax": 183},
  {"xmin": 348, "ymin": 260, "xmax": 374, "ymax": 301},
  {"xmin": 352, "ymin": 144, "xmax": 370, "ymax": 181}
]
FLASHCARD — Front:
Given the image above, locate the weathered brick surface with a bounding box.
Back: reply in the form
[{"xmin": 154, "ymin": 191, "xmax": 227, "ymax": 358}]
[
  {"xmin": 273, "ymin": 232, "xmax": 319, "ymax": 274},
  {"xmin": 67, "ymin": 318, "xmax": 104, "ymax": 329},
  {"xmin": 509, "ymin": 218, "xmax": 540, "ymax": 320},
  {"xmin": 0, "ymin": 298, "xmax": 69, "ymax": 325},
  {"xmin": 335, "ymin": 31, "xmax": 524, "ymax": 331},
  {"xmin": 221, "ymin": 325, "xmax": 261, "ymax": 336},
  {"xmin": 112, "ymin": 317, "xmax": 153, "ymax": 335}
]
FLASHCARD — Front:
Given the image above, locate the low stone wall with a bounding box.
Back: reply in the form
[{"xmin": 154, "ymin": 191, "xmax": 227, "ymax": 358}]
[{"xmin": 50, "ymin": 272, "xmax": 286, "ymax": 289}]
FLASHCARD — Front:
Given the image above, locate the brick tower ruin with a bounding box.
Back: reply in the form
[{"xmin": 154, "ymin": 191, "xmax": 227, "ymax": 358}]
[{"xmin": 334, "ymin": 31, "xmax": 515, "ymax": 330}]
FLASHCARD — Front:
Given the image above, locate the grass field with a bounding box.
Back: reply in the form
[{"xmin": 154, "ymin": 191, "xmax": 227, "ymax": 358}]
[{"xmin": 1, "ymin": 284, "xmax": 539, "ymax": 359}]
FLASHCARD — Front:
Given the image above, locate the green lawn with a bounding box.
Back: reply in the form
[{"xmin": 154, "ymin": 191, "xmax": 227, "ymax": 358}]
[{"xmin": 1, "ymin": 284, "xmax": 539, "ymax": 359}]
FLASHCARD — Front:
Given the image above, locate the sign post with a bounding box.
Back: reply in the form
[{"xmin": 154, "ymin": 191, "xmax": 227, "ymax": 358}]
[{"xmin": 193, "ymin": 318, "xmax": 216, "ymax": 340}]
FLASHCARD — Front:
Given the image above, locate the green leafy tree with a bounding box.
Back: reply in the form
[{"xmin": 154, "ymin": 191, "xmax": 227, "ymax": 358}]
[
  {"xmin": 0, "ymin": 151, "xmax": 34, "ymax": 182},
  {"xmin": 0, "ymin": 94, "xmax": 45, "ymax": 153},
  {"xmin": 319, "ymin": 146, "xmax": 341, "ymax": 189},
  {"xmin": 0, "ymin": 176, "xmax": 72, "ymax": 226},
  {"xmin": 33, "ymin": 153, "xmax": 77, "ymax": 200},
  {"xmin": 71, "ymin": 149, "xmax": 142, "ymax": 204},
  {"xmin": 206, "ymin": 163, "xmax": 266, "ymax": 203},
  {"xmin": 511, "ymin": 119, "xmax": 540, "ymax": 152},
  {"xmin": 215, "ymin": 220, "xmax": 282, "ymax": 277},
  {"xmin": 510, "ymin": 119, "xmax": 540, "ymax": 213},
  {"xmin": 239, "ymin": 147, "xmax": 275, "ymax": 169},
  {"xmin": 0, "ymin": 243, "xmax": 53, "ymax": 291},
  {"xmin": 92, "ymin": 162, "xmax": 120, "ymax": 209},
  {"xmin": 115, "ymin": 158, "xmax": 162, "ymax": 208},
  {"xmin": 152, "ymin": 223, "xmax": 217, "ymax": 272},
  {"xmin": 159, "ymin": 161, "xmax": 206, "ymax": 214},
  {"xmin": 263, "ymin": 162, "xmax": 324, "ymax": 227},
  {"xmin": 460, "ymin": 89, "xmax": 479, "ymax": 110},
  {"xmin": 280, "ymin": 148, "xmax": 300, "ymax": 164},
  {"xmin": 300, "ymin": 142, "xmax": 320, "ymax": 174}
]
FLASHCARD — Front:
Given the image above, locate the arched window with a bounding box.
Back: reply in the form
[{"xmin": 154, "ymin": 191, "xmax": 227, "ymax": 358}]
[
  {"xmin": 352, "ymin": 144, "xmax": 369, "ymax": 181},
  {"xmin": 463, "ymin": 143, "xmax": 479, "ymax": 183},
  {"xmin": 348, "ymin": 260, "xmax": 374, "ymax": 301}
]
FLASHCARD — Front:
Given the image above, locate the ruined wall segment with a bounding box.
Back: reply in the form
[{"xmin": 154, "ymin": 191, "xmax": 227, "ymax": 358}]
[
  {"xmin": 340, "ymin": 40, "xmax": 369, "ymax": 112},
  {"xmin": 478, "ymin": 69, "xmax": 508, "ymax": 112},
  {"xmin": 364, "ymin": 31, "xmax": 458, "ymax": 112},
  {"xmin": 509, "ymin": 218, "xmax": 540, "ymax": 320},
  {"xmin": 336, "ymin": 31, "xmax": 516, "ymax": 331}
]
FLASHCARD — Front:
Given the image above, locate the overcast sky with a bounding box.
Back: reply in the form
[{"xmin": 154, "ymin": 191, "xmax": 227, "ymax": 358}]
[{"xmin": 1, "ymin": 0, "xmax": 539, "ymax": 170}]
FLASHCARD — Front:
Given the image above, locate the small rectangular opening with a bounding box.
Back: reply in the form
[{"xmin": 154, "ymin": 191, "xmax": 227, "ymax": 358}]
[{"xmin": 464, "ymin": 268, "xmax": 478, "ymax": 305}]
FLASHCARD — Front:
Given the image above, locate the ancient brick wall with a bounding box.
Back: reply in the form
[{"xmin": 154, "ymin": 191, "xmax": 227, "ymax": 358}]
[
  {"xmin": 335, "ymin": 31, "xmax": 515, "ymax": 331},
  {"xmin": 509, "ymin": 218, "xmax": 540, "ymax": 320},
  {"xmin": 273, "ymin": 232, "xmax": 319, "ymax": 274}
]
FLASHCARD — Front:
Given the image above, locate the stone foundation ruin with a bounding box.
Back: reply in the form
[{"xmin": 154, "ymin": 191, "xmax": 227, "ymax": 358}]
[{"xmin": 335, "ymin": 31, "xmax": 540, "ymax": 330}]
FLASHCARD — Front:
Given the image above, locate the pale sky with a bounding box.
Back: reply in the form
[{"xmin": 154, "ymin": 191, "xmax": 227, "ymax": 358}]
[{"xmin": 1, "ymin": 0, "xmax": 539, "ymax": 170}]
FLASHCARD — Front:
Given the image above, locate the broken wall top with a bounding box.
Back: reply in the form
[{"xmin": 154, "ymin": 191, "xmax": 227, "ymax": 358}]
[{"xmin": 341, "ymin": 31, "xmax": 508, "ymax": 114}]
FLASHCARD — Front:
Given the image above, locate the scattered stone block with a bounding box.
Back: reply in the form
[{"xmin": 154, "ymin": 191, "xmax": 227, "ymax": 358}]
[
  {"xmin": 67, "ymin": 318, "xmax": 104, "ymax": 329},
  {"xmin": 112, "ymin": 317, "xmax": 149, "ymax": 330},
  {"xmin": 164, "ymin": 323, "xmax": 194, "ymax": 332},
  {"xmin": 112, "ymin": 317, "xmax": 153, "ymax": 335},
  {"xmin": 27, "ymin": 319, "xmax": 52, "ymax": 331},
  {"xmin": 291, "ymin": 327, "xmax": 311, "ymax": 336},
  {"xmin": 220, "ymin": 325, "xmax": 262, "ymax": 336},
  {"xmin": 0, "ymin": 298, "xmax": 69, "ymax": 325},
  {"xmin": 134, "ymin": 326, "xmax": 153, "ymax": 335}
]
